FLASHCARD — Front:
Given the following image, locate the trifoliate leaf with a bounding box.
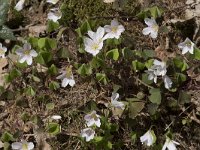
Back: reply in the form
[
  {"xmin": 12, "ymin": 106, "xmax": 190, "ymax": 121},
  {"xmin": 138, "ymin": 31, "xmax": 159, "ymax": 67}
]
[
  {"xmin": 46, "ymin": 122, "xmax": 61, "ymax": 135},
  {"xmin": 106, "ymin": 49, "xmax": 119, "ymax": 61},
  {"xmin": 127, "ymin": 98, "xmax": 145, "ymax": 118},
  {"xmin": 148, "ymin": 88, "xmax": 161, "ymax": 105}
]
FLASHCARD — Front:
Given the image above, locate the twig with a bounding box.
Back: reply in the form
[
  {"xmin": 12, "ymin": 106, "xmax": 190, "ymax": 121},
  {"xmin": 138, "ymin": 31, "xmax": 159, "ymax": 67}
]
[
  {"xmin": 165, "ymin": 104, "xmax": 193, "ymax": 131},
  {"xmin": 133, "ymin": 76, "xmax": 154, "ymax": 89}
]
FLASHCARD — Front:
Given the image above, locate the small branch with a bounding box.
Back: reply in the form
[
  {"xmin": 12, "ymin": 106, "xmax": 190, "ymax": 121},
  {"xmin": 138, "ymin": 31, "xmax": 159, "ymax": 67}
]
[{"xmin": 133, "ymin": 76, "xmax": 154, "ymax": 89}]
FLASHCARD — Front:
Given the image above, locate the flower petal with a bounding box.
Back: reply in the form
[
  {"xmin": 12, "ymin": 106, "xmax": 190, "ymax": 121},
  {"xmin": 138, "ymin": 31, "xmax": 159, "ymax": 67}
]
[
  {"xmin": 142, "ymin": 27, "xmax": 152, "ymax": 35},
  {"xmin": 11, "ymin": 142, "xmax": 22, "ymax": 149},
  {"xmin": 61, "ymin": 78, "xmax": 69, "ymax": 87}
]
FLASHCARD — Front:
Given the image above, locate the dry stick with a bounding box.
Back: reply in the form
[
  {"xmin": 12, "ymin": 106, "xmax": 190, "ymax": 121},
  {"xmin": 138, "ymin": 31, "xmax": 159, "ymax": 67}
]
[
  {"xmin": 133, "ymin": 76, "xmax": 154, "ymax": 89},
  {"xmin": 165, "ymin": 104, "xmax": 193, "ymax": 131}
]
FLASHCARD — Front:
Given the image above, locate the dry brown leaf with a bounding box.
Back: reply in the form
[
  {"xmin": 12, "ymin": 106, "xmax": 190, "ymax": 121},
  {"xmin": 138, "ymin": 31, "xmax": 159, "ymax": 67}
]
[
  {"xmin": 29, "ymin": 25, "xmax": 46, "ymax": 37},
  {"xmin": 0, "ymin": 58, "xmax": 8, "ymax": 86}
]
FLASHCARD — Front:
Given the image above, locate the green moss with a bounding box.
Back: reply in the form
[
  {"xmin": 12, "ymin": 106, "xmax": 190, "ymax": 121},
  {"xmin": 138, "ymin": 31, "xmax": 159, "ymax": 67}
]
[{"xmin": 59, "ymin": 0, "xmax": 139, "ymax": 27}]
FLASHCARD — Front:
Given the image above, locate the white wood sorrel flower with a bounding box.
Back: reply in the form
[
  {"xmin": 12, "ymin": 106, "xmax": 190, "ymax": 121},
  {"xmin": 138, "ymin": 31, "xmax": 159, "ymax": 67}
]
[
  {"xmin": 140, "ymin": 130, "xmax": 156, "ymax": 146},
  {"xmin": 146, "ymin": 59, "xmax": 172, "ymax": 89},
  {"xmin": 142, "ymin": 18, "xmax": 159, "ymax": 39},
  {"xmin": 162, "ymin": 137, "xmax": 180, "ymax": 150},
  {"xmin": 0, "ymin": 43, "xmax": 7, "ymax": 58},
  {"xmin": 146, "ymin": 59, "xmax": 167, "ymax": 83},
  {"xmin": 84, "ymin": 110, "xmax": 101, "ymax": 127},
  {"xmin": 46, "ymin": 0, "xmax": 59, "ymax": 4},
  {"xmin": 111, "ymin": 92, "xmax": 125, "ymax": 110},
  {"xmin": 103, "ymin": 0, "xmax": 116, "ymax": 3},
  {"xmin": 104, "ymin": 19, "xmax": 125, "ymax": 39},
  {"xmin": 56, "ymin": 66, "xmax": 75, "ymax": 87},
  {"xmin": 80, "ymin": 128, "xmax": 95, "ymax": 142},
  {"xmin": 47, "ymin": 8, "xmax": 62, "ymax": 22},
  {"xmin": 84, "ymin": 27, "xmax": 105, "ymax": 56},
  {"xmin": 11, "ymin": 140, "xmax": 34, "ymax": 150},
  {"xmin": 16, "ymin": 43, "xmax": 38, "ymax": 65},
  {"xmin": 178, "ymin": 37, "xmax": 195, "ymax": 54},
  {"xmin": 51, "ymin": 115, "xmax": 62, "ymax": 120},
  {"xmin": 15, "ymin": 0, "xmax": 25, "ymax": 11}
]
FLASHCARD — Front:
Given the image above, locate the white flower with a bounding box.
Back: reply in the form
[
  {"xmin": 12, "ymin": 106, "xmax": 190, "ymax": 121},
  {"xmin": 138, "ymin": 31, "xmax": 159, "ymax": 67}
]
[
  {"xmin": 80, "ymin": 128, "xmax": 95, "ymax": 142},
  {"xmin": 0, "ymin": 43, "xmax": 7, "ymax": 58},
  {"xmin": 163, "ymin": 75, "xmax": 172, "ymax": 89},
  {"xmin": 142, "ymin": 18, "xmax": 159, "ymax": 39},
  {"xmin": 15, "ymin": 43, "xmax": 38, "ymax": 65},
  {"xmin": 178, "ymin": 37, "xmax": 195, "ymax": 54},
  {"xmin": 51, "ymin": 115, "xmax": 62, "ymax": 120},
  {"xmin": 47, "ymin": 8, "xmax": 62, "ymax": 22},
  {"xmin": 84, "ymin": 111, "xmax": 101, "ymax": 127},
  {"xmin": 56, "ymin": 66, "xmax": 75, "ymax": 87},
  {"xmin": 11, "ymin": 140, "xmax": 34, "ymax": 150},
  {"xmin": 103, "ymin": 0, "xmax": 116, "ymax": 3},
  {"xmin": 146, "ymin": 59, "xmax": 167, "ymax": 83},
  {"xmin": 104, "ymin": 19, "xmax": 125, "ymax": 39},
  {"xmin": 15, "ymin": 0, "xmax": 25, "ymax": 11},
  {"xmin": 140, "ymin": 130, "xmax": 156, "ymax": 146},
  {"xmin": 84, "ymin": 27, "xmax": 105, "ymax": 56},
  {"xmin": 46, "ymin": 0, "xmax": 59, "ymax": 4},
  {"xmin": 162, "ymin": 137, "xmax": 180, "ymax": 150},
  {"xmin": 111, "ymin": 92, "xmax": 125, "ymax": 110}
]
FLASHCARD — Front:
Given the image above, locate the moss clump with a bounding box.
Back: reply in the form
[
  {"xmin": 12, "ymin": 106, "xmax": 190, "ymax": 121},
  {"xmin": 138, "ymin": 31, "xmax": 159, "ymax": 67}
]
[{"xmin": 59, "ymin": 0, "xmax": 139, "ymax": 27}]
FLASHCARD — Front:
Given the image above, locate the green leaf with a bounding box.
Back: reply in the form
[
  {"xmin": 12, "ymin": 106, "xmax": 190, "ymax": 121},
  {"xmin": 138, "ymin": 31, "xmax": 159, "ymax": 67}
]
[
  {"xmin": 48, "ymin": 64, "xmax": 58, "ymax": 75},
  {"xmin": 148, "ymin": 88, "xmax": 161, "ymax": 105},
  {"xmin": 178, "ymin": 91, "xmax": 191, "ymax": 104},
  {"xmin": 75, "ymin": 20, "xmax": 93, "ymax": 37},
  {"xmin": 47, "ymin": 20, "xmax": 60, "ymax": 32},
  {"xmin": 38, "ymin": 38, "xmax": 57, "ymax": 50},
  {"xmin": 32, "ymin": 75, "xmax": 41, "ymax": 82},
  {"xmin": 5, "ymin": 68, "xmax": 21, "ymax": 83},
  {"xmin": 142, "ymin": 73, "xmax": 153, "ymax": 85},
  {"xmin": 130, "ymin": 131, "xmax": 137, "ymax": 144},
  {"xmin": 96, "ymin": 73, "xmax": 108, "ymax": 85},
  {"xmin": 77, "ymin": 64, "xmax": 92, "ymax": 76},
  {"xmin": 1, "ymin": 132, "xmax": 14, "ymax": 142},
  {"xmin": 127, "ymin": 98, "xmax": 145, "ymax": 118},
  {"xmin": 35, "ymin": 51, "xmax": 52, "ymax": 65},
  {"xmin": 194, "ymin": 48, "xmax": 200, "ymax": 60},
  {"xmin": 90, "ymin": 56, "xmax": 104, "ymax": 69},
  {"xmin": 106, "ymin": 49, "xmax": 119, "ymax": 61},
  {"xmin": 0, "ymin": 0, "xmax": 9, "ymax": 26},
  {"xmin": 145, "ymin": 59, "xmax": 154, "ymax": 68},
  {"xmin": 0, "ymin": 26, "xmax": 16, "ymax": 40},
  {"xmin": 147, "ymin": 103, "xmax": 158, "ymax": 115},
  {"xmin": 176, "ymin": 73, "xmax": 187, "ymax": 83},
  {"xmin": 46, "ymin": 102, "xmax": 55, "ymax": 110},
  {"xmin": 49, "ymin": 81, "xmax": 60, "ymax": 90},
  {"xmin": 132, "ymin": 60, "xmax": 145, "ymax": 72},
  {"xmin": 121, "ymin": 48, "xmax": 134, "ymax": 59},
  {"xmin": 24, "ymin": 87, "xmax": 36, "ymax": 96},
  {"xmin": 94, "ymin": 136, "xmax": 103, "ymax": 143},
  {"xmin": 46, "ymin": 122, "xmax": 61, "ymax": 135},
  {"xmin": 57, "ymin": 48, "xmax": 72, "ymax": 59},
  {"xmin": 142, "ymin": 50, "xmax": 155, "ymax": 59},
  {"xmin": 173, "ymin": 58, "xmax": 188, "ymax": 72},
  {"xmin": 149, "ymin": 6, "xmax": 163, "ymax": 18}
]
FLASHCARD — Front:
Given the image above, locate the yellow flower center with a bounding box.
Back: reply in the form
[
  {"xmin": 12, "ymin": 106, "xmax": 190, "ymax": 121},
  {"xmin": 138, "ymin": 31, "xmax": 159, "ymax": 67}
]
[
  {"xmin": 22, "ymin": 144, "xmax": 28, "ymax": 150},
  {"xmin": 111, "ymin": 26, "xmax": 118, "ymax": 33},
  {"xmin": 152, "ymin": 25, "xmax": 159, "ymax": 32},
  {"xmin": 186, "ymin": 41, "xmax": 191, "ymax": 47},
  {"xmin": 91, "ymin": 113, "xmax": 98, "ymax": 121},
  {"xmin": 0, "ymin": 49, "xmax": 5, "ymax": 55},
  {"xmin": 24, "ymin": 50, "xmax": 31, "ymax": 55},
  {"xmin": 65, "ymin": 67, "xmax": 72, "ymax": 78},
  {"xmin": 92, "ymin": 43, "xmax": 99, "ymax": 51}
]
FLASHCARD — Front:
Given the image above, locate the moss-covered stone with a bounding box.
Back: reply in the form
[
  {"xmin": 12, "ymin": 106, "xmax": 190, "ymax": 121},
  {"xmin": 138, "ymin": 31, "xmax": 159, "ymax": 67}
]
[{"xmin": 59, "ymin": 0, "xmax": 140, "ymax": 27}]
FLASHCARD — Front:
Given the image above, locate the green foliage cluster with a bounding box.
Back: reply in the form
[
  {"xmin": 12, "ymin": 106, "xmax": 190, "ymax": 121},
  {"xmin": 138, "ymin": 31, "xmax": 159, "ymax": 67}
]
[{"xmin": 59, "ymin": 0, "xmax": 139, "ymax": 26}]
